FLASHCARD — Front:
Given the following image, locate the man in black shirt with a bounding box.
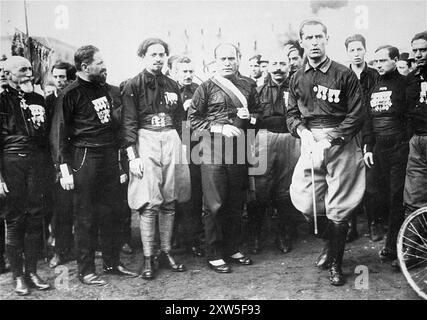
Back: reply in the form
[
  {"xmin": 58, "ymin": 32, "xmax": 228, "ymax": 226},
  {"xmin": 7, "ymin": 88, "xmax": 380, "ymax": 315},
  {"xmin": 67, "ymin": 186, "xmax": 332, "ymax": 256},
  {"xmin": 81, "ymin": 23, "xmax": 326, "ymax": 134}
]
[
  {"xmin": 50, "ymin": 45, "xmax": 137, "ymax": 286},
  {"xmin": 0, "ymin": 56, "xmax": 51, "ymax": 295},
  {"xmin": 0, "ymin": 57, "xmax": 9, "ymax": 274},
  {"xmin": 363, "ymin": 45, "xmax": 409, "ymax": 264},
  {"xmin": 121, "ymin": 38, "xmax": 189, "ymax": 280},
  {"xmin": 247, "ymin": 51, "xmax": 300, "ymax": 255},
  {"xmin": 287, "ymin": 20, "xmax": 365, "ymax": 286},
  {"xmin": 345, "ymin": 34, "xmax": 381, "ymax": 242},
  {"xmin": 403, "ymin": 31, "xmax": 427, "ymax": 267},
  {"xmin": 45, "ymin": 61, "xmax": 77, "ymax": 269}
]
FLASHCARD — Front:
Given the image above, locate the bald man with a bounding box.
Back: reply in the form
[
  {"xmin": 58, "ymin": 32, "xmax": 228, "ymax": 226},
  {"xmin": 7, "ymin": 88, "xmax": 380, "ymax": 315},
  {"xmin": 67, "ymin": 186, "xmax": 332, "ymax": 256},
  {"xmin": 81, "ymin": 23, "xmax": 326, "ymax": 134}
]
[
  {"xmin": 189, "ymin": 43, "xmax": 262, "ymax": 273},
  {"xmin": 247, "ymin": 51, "xmax": 300, "ymax": 255},
  {"xmin": 0, "ymin": 56, "xmax": 51, "ymax": 295}
]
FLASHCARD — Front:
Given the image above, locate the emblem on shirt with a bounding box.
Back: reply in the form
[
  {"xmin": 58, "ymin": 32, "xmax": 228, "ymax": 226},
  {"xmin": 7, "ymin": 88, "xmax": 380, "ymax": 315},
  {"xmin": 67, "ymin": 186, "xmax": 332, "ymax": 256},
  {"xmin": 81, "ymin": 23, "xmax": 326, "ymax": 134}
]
[
  {"xmin": 313, "ymin": 85, "xmax": 340, "ymax": 103},
  {"xmin": 91, "ymin": 96, "xmax": 111, "ymax": 124},
  {"xmin": 370, "ymin": 91, "xmax": 392, "ymax": 112},
  {"xmin": 20, "ymin": 99, "xmax": 45, "ymax": 129},
  {"xmin": 420, "ymin": 82, "xmax": 427, "ymax": 104},
  {"xmin": 164, "ymin": 92, "xmax": 178, "ymax": 107}
]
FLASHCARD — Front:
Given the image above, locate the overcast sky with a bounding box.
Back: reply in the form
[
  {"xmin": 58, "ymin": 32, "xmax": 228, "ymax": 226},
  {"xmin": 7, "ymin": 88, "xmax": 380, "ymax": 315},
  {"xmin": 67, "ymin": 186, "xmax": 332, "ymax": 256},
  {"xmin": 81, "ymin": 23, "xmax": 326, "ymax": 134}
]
[{"xmin": 1, "ymin": 0, "xmax": 426, "ymax": 85}]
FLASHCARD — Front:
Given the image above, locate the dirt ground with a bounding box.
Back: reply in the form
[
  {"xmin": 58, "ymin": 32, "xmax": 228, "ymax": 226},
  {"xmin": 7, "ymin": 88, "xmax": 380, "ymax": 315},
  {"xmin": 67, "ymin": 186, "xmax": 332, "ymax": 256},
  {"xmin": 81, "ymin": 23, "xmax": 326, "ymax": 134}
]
[{"xmin": 0, "ymin": 212, "xmax": 422, "ymax": 300}]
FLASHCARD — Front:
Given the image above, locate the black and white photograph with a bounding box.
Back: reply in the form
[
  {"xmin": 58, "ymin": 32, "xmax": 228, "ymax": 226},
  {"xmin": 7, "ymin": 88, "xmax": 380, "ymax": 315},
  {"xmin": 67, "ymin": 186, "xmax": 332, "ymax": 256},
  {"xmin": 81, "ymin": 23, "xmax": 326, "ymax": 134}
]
[{"xmin": 0, "ymin": 0, "xmax": 427, "ymax": 306}]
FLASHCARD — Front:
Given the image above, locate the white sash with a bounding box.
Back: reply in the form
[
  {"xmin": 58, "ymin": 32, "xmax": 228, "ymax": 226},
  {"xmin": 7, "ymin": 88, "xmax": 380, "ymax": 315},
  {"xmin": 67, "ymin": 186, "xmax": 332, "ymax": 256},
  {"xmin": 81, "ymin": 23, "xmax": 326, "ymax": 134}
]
[{"xmin": 213, "ymin": 74, "xmax": 248, "ymax": 109}]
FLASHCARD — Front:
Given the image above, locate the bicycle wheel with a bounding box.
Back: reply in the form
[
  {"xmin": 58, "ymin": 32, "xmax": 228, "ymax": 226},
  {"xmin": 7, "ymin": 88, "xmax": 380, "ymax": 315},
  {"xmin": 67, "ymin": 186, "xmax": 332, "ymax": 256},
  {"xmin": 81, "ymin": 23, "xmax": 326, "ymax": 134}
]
[{"xmin": 397, "ymin": 207, "xmax": 427, "ymax": 300}]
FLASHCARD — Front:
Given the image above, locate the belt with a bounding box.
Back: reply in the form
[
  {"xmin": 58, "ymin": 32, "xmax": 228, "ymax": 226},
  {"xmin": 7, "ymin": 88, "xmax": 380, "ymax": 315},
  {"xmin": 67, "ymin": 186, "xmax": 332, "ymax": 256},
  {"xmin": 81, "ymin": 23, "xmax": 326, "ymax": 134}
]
[{"xmin": 140, "ymin": 113, "xmax": 174, "ymax": 130}]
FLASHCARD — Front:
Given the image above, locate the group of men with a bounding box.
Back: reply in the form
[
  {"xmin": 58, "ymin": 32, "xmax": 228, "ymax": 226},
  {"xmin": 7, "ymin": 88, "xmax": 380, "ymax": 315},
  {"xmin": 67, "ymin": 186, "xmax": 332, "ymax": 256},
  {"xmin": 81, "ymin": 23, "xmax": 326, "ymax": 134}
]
[{"xmin": 0, "ymin": 18, "xmax": 426, "ymax": 296}]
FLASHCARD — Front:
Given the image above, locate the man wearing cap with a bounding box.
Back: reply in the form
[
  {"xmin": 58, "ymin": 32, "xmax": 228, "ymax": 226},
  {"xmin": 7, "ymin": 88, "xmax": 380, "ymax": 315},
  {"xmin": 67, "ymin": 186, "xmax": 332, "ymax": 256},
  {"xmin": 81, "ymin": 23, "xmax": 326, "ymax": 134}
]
[
  {"xmin": 287, "ymin": 20, "xmax": 365, "ymax": 286},
  {"xmin": 189, "ymin": 43, "xmax": 262, "ymax": 273},
  {"xmin": 0, "ymin": 56, "xmax": 51, "ymax": 295}
]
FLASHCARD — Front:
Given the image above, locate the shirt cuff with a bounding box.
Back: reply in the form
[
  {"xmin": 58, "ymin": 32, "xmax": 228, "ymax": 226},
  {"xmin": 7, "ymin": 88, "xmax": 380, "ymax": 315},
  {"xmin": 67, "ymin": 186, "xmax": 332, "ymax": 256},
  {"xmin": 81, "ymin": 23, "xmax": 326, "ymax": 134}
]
[
  {"xmin": 126, "ymin": 145, "xmax": 139, "ymax": 160},
  {"xmin": 210, "ymin": 124, "xmax": 223, "ymax": 133}
]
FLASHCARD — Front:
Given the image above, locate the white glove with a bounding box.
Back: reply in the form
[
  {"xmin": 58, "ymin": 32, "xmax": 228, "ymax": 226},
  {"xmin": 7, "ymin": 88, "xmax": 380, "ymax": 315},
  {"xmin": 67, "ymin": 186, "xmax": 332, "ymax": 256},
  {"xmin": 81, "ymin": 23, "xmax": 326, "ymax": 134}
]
[
  {"xmin": 299, "ymin": 128, "xmax": 316, "ymax": 154},
  {"xmin": 129, "ymin": 158, "xmax": 144, "ymax": 179},
  {"xmin": 221, "ymin": 124, "xmax": 242, "ymax": 138},
  {"xmin": 60, "ymin": 174, "xmax": 74, "ymax": 191},
  {"xmin": 364, "ymin": 152, "xmax": 374, "ymax": 168}
]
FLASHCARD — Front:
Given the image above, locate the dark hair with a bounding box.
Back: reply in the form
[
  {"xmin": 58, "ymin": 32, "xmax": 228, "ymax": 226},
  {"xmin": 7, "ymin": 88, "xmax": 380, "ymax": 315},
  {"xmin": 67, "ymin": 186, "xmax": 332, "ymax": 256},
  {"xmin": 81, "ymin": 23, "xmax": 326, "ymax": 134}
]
[
  {"xmin": 137, "ymin": 38, "xmax": 169, "ymax": 57},
  {"xmin": 285, "ymin": 40, "xmax": 304, "ymax": 58},
  {"xmin": 175, "ymin": 56, "xmax": 192, "ymax": 64},
  {"xmin": 375, "ymin": 45, "xmax": 399, "ymax": 60},
  {"xmin": 344, "ymin": 34, "xmax": 366, "ymax": 50},
  {"xmin": 213, "ymin": 43, "xmax": 241, "ymax": 59},
  {"xmin": 299, "ymin": 19, "xmax": 327, "ymax": 39},
  {"xmin": 51, "ymin": 61, "xmax": 76, "ymax": 80},
  {"xmin": 411, "ymin": 31, "xmax": 427, "ymax": 44},
  {"xmin": 74, "ymin": 45, "xmax": 99, "ymax": 71}
]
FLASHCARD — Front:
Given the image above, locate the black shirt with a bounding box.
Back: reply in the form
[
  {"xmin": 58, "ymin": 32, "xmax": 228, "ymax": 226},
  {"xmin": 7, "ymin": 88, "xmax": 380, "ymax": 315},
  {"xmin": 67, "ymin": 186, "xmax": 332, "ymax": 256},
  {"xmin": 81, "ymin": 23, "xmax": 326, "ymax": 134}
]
[
  {"xmin": 50, "ymin": 77, "xmax": 116, "ymax": 166},
  {"xmin": 120, "ymin": 69, "xmax": 185, "ymax": 149},
  {"xmin": 0, "ymin": 86, "xmax": 48, "ymax": 156},
  {"xmin": 286, "ymin": 57, "xmax": 365, "ymax": 144},
  {"xmin": 256, "ymin": 76, "xmax": 289, "ymax": 133},
  {"xmin": 363, "ymin": 69, "xmax": 408, "ymax": 151},
  {"xmin": 406, "ymin": 66, "xmax": 427, "ymax": 135}
]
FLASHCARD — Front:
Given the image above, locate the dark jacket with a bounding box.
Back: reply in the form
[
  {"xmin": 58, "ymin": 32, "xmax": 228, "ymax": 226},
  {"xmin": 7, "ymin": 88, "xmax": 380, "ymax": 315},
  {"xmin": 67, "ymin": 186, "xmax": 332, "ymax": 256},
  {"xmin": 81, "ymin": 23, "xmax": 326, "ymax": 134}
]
[
  {"xmin": 120, "ymin": 69, "xmax": 185, "ymax": 152},
  {"xmin": 256, "ymin": 76, "xmax": 289, "ymax": 133},
  {"xmin": 50, "ymin": 77, "xmax": 117, "ymax": 167},
  {"xmin": 406, "ymin": 66, "xmax": 427, "ymax": 135},
  {"xmin": 286, "ymin": 57, "xmax": 365, "ymax": 144},
  {"xmin": 0, "ymin": 86, "xmax": 49, "ymax": 157},
  {"xmin": 188, "ymin": 75, "xmax": 262, "ymax": 131}
]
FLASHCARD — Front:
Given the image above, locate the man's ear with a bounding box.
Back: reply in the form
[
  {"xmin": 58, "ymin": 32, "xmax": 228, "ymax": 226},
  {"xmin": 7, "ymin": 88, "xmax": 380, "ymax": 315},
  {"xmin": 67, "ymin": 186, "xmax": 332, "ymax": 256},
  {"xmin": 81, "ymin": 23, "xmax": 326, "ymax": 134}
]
[{"xmin": 80, "ymin": 62, "xmax": 88, "ymax": 74}]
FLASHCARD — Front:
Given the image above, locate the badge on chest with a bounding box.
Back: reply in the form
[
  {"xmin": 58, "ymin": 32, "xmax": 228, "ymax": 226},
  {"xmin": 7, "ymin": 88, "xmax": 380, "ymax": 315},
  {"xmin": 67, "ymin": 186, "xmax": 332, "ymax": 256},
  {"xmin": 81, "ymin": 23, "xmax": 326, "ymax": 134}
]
[
  {"xmin": 370, "ymin": 91, "xmax": 392, "ymax": 112},
  {"xmin": 313, "ymin": 85, "xmax": 340, "ymax": 103},
  {"xmin": 91, "ymin": 96, "xmax": 111, "ymax": 124}
]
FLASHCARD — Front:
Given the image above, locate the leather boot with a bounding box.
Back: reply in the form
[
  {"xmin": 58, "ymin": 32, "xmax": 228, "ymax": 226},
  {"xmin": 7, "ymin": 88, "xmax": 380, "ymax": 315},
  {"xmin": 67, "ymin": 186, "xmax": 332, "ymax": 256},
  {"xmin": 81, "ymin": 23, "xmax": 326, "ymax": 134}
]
[
  {"xmin": 25, "ymin": 272, "xmax": 50, "ymax": 290},
  {"xmin": 329, "ymin": 221, "xmax": 348, "ymax": 286},
  {"xmin": 0, "ymin": 255, "xmax": 10, "ymax": 274},
  {"xmin": 346, "ymin": 214, "xmax": 358, "ymax": 243},
  {"xmin": 314, "ymin": 220, "xmax": 332, "ymax": 269},
  {"xmin": 159, "ymin": 251, "xmax": 186, "ymax": 272},
  {"xmin": 141, "ymin": 256, "xmax": 155, "ymax": 279},
  {"xmin": 14, "ymin": 276, "xmax": 30, "ymax": 296}
]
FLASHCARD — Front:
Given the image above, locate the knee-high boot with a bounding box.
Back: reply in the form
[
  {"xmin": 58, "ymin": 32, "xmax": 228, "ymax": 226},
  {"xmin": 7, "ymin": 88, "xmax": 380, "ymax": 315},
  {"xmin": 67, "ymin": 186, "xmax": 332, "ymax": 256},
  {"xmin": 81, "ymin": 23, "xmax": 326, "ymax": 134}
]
[
  {"xmin": 6, "ymin": 244, "xmax": 29, "ymax": 295},
  {"xmin": 329, "ymin": 221, "xmax": 349, "ymax": 286},
  {"xmin": 314, "ymin": 216, "xmax": 333, "ymax": 269}
]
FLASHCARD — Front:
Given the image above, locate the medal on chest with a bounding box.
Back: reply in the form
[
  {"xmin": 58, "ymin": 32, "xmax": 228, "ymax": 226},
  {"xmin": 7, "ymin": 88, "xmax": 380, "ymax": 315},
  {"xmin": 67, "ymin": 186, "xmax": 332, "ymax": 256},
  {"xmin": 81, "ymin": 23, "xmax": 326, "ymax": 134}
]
[
  {"xmin": 91, "ymin": 96, "xmax": 111, "ymax": 124},
  {"xmin": 313, "ymin": 85, "xmax": 340, "ymax": 103},
  {"xmin": 20, "ymin": 97, "xmax": 46, "ymax": 129}
]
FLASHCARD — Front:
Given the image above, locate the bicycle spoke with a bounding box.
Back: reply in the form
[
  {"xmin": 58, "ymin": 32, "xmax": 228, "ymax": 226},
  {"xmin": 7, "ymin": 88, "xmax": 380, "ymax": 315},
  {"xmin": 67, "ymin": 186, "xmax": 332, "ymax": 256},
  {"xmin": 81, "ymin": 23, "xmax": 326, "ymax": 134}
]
[
  {"xmin": 402, "ymin": 236, "xmax": 427, "ymax": 255},
  {"xmin": 407, "ymin": 222, "xmax": 427, "ymax": 247}
]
